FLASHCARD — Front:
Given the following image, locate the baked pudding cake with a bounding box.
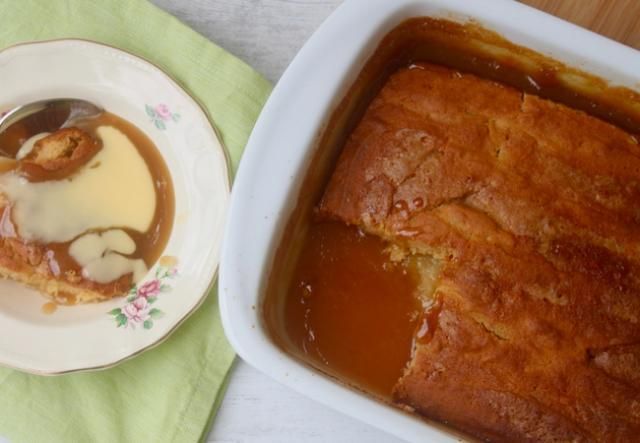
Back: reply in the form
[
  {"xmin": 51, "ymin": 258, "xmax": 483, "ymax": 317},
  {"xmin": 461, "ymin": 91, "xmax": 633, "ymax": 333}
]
[
  {"xmin": 286, "ymin": 62, "xmax": 640, "ymax": 441},
  {"xmin": 0, "ymin": 113, "xmax": 174, "ymax": 304}
]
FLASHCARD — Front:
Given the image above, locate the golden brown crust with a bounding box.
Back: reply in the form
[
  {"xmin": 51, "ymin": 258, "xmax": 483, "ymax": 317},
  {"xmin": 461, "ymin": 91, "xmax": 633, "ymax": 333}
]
[
  {"xmin": 0, "ymin": 256, "xmax": 131, "ymax": 304},
  {"xmin": 0, "ymin": 208, "xmax": 131, "ymax": 304},
  {"xmin": 319, "ymin": 63, "xmax": 640, "ymax": 441}
]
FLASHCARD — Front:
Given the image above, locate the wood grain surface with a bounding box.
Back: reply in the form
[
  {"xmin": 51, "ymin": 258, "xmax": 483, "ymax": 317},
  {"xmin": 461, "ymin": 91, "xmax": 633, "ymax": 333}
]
[{"xmin": 521, "ymin": 0, "xmax": 640, "ymax": 49}]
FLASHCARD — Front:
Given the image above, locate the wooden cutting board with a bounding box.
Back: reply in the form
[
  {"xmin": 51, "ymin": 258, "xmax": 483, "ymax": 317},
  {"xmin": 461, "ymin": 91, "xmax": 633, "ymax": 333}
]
[{"xmin": 521, "ymin": 0, "xmax": 640, "ymax": 49}]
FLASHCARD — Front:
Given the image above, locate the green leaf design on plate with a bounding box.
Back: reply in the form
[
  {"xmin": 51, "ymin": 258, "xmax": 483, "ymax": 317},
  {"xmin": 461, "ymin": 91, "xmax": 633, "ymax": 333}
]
[
  {"xmin": 108, "ymin": 308, "xmax": 121, "ymax": 316},
  {"xmin": 147, "ymin": 296, "xmax": 158, "ymax": 304},
  {"xmin": 116, "ymin": 313, "xmax": 127, "ymax": 327},
  {"xmin": 154, "ymin": 119, "xmax": 166, "ymax": 130},
  {"xmin": 145, "ymin": 104, "xmax": 156, "ymax": 118},
  {"xmin": 160, "ymin": 284, "xmax": 170, "ymax": 292},
  {"xmin": 143, "ymin": 320, "xmax": 153, "ymax": 330},
  {"xmin": 172, "ymin": 113, "xmax": 180, "ymax": 122},
  {"xmin": 149, "ymin": 308, "xmax": 163, "ymax": 319}
]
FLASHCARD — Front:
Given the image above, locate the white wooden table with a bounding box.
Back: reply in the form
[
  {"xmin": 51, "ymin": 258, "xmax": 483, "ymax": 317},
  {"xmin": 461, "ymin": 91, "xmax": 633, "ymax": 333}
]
[{"xmin": 148, "ymin": 1, "xmax": 402, "ymax": 441}]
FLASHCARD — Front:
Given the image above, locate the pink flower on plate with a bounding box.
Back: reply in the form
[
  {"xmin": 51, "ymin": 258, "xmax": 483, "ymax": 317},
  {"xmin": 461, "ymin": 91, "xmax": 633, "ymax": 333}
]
[
  {"xmin": 137, "ymin": 279, "xmax": 161, "ymax": 298},
  {"xmin": 109, "ymin": 264, "xmax": 178, "ymax": 329},
  {"xmin": 122, "ymin": 297, "xmax": 150, "ymax": 324},
  {"xmin": 155, "ymin": 104, "xmax": 172, "ymax": 121}
]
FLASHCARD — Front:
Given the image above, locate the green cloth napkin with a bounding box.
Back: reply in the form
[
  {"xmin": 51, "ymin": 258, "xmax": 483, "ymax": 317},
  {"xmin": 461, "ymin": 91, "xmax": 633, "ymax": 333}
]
[{"xmin": 0, "ymin": 1, "xmax": 272, "ymax": 442}]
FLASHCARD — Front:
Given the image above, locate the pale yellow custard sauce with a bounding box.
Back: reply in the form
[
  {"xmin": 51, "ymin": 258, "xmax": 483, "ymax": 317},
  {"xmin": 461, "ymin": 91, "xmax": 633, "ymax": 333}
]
[{"xmin": 0, "ymin": 112, "xmax": 175, "ymax": 304}]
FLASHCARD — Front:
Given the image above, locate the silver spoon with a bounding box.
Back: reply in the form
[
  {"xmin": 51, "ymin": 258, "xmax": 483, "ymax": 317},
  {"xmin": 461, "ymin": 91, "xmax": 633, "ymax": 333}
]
[
  {"xmin": 0, "ymin": 99, "xmax": 103, "ymax": 156},
  {"xmin": 0, "ymin": 98, "xmax": 103, "ymax": 133}
]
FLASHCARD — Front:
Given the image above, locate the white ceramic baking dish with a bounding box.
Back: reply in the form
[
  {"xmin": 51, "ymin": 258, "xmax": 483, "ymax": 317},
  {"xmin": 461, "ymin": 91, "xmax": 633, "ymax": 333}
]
[{"xmin": 219, "ymin": 0, "xmax": 640, "ymax": 441}]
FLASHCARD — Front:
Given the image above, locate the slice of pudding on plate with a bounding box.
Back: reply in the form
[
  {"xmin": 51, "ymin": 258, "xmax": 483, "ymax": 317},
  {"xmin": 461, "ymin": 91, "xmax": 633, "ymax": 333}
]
[{"xmin": 0, "ymin": 114, "xmax": 174, "ymax": 304}]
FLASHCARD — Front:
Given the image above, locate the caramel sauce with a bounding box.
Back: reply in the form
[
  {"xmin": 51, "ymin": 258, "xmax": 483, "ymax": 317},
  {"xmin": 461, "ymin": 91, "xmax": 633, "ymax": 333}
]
[
  {"xmin": 158, "ymin": 255, "xmax": 178, "ymax": 268},
  {"xmin": 76, "ymin": 113, "xmax": 174, "ymax": 272},
  {"xmin": 38, "ymin": 113, "xmax": 173, "ymax": 281},
  {"xmin": 0, "ymin": 112, "xmax": 174, "ymax": 294},
  {"xmin": 264, "ymin": 18, "xmax": 640, "ymax": 402},
  {"xmin": 283, "ymin": 222, "xmax": 420, "ymax": 398},
  {"xmin": 41, "ymin": 301, "xmax": 57, "ymax": 315}
]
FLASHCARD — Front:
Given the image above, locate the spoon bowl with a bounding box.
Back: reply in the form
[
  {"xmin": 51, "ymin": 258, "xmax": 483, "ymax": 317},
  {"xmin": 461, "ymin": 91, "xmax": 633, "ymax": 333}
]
[{"xmin": 0, "ymin": 99, "xmax": 103, "ymax": 157}]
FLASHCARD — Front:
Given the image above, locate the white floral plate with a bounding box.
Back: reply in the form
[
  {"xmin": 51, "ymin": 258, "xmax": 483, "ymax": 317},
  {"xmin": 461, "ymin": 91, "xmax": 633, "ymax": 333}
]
[{"xmin": 0, "ymin": 39, "xmax": 229, "ymax": 374}]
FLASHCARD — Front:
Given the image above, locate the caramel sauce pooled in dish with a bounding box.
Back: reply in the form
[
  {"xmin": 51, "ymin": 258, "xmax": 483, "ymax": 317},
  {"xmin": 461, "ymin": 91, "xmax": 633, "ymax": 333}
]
[{"xmin": 282, "ymin": 222, "xmax": 423, "ymax": 398}]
